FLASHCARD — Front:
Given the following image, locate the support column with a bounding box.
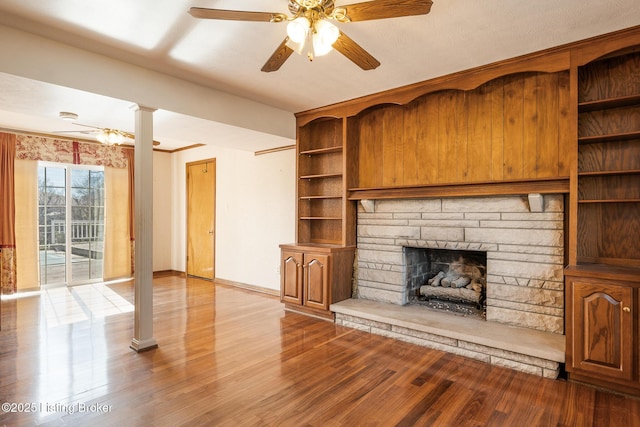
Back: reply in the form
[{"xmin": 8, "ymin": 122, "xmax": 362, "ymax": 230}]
[{"xmin": 130, "ymin": 104, "xmax": 158, "ymax": 352}]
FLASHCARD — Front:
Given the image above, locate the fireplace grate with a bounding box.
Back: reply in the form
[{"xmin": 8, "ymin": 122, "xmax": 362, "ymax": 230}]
[{"xmin": 404, "ymin": 247, "xmax": 487, "ymax": 319}]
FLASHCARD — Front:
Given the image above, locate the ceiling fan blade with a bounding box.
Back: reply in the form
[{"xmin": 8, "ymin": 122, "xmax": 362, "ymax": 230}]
[
  {"xmin": 52, "ymin": 130, "xmax": 96, "ymax": 135},
  {"xmin": 261, "ymin": 38, "xmax": 294, "ymax": 72},
  {"xmin": 342, "ymin": 0, "xmax": 433, "ymax": 22},
  {"xmin": 189, "ymin": 7, "xmax": 282, "ymax": 22},
  {"xmin": 333, "ymin": 31, "xmax": 380, "ymax": 70},
  {"xmin": 71, "ymin": 123, "xmax": 101, "ymax": 130}
]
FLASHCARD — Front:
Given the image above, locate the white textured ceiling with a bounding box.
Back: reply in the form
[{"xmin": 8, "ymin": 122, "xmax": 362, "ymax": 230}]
[{"xmin": 0, "ymin": 0, "xmax": 638, "ymax": 150}]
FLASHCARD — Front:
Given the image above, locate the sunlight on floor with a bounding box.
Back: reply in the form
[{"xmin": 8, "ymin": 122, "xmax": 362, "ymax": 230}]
[{"xmin": 41, "ymin": 283, "xmax": 134, "ymax": 327}]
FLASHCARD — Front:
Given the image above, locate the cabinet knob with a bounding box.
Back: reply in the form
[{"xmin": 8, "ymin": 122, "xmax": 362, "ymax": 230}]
[{"xmin": 623, "ymin": 307, "xmax": 631, "ymax": 313}]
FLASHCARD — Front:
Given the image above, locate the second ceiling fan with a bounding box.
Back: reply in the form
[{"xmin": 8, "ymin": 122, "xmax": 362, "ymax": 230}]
[
  {"xmin": 189, "ymin": 0, "xmax": 433, "ymax": 72},
  {"xmin": 54, "ymin": 122, "xmax": 160, "ymax": 146}
]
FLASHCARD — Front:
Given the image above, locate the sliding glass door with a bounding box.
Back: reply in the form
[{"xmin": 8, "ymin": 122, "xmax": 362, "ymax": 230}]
[
  {"xmin": 38, "ymin": 164, "xmax": 105, "ymax": 286},
  {"xmin": 38, "ymin": 166, "xmax": 67, "ymax": 285}
]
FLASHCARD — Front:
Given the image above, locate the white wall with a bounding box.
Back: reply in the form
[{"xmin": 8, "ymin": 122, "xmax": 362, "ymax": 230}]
[
  {"xmin": 171, "ymin": 145, "xmax": 296, "ymax": 292},
  {"xmin": 153, "ymin": 151, "xmax": 173, "ymax": 272}
]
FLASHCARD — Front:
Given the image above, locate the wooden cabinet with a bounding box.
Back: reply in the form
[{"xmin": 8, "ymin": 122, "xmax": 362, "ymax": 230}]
[
  {"xmin": 281, "ymin": 249, "xmax": 329, "ymax": 310},
  {"xmin": 280, "ymin": 244, "xmax": 354, "ymax": 319},
  {"xmin": 281, "ymin": 250, "xmax": 304, "ymax": 305},
  {"xmin": 565, "ymin": 266, "xmax": 640, "ymax": 395}
]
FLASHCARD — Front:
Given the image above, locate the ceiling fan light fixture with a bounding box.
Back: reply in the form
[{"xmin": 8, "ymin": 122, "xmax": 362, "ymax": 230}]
[
  {"xmin": 286, "ymin": 16, "xmax": 310, "ymax": 43},
  {"xmin": 97, "ymin": 129, "xmax": 124, "ymax": 146},
  {"xmin": 285, "ymin": 37, "xmax": 306, "ymax": 55},
  {"xmin": 312, "ymin": 18, "xmax": 339, "ymax": 56}
]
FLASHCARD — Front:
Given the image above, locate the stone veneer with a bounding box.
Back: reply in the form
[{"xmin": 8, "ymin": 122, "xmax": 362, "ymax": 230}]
[{"xmin": 355, "ymin": 195, "xmax": 565, "ymax": 334}]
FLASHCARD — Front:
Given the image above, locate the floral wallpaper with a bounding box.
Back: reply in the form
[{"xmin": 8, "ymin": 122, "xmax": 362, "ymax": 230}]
[
  {"xmin": 15, "ymin": 134, "xmax": 129, "ymax": 168},
  {"xmin": 0, "ymin": 248, "xmax": 16, "ymax": 295}
]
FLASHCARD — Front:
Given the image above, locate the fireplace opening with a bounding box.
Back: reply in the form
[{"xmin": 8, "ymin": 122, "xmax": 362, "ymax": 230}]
[{"xmin": 404, "ymin": 247, "xmax": 487, "ymax": 318}]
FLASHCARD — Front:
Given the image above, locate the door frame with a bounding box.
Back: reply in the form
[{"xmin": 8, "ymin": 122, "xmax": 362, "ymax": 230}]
[{"xmin": 185, "ymin": 158, "xmax": 216, "ymax": 279}]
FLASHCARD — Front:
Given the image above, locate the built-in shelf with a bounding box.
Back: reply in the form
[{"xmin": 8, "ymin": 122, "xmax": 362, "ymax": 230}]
[
  {"xmin": 299, "ymin": 173, "xmax": 343, "ymax": 180},
  {"xmin": 578, "ymin": 199, "xmax": 640, "ymax": 203},
  {"xmin": 578, "ymin": 94, "xmax": 640, "ymax": 112},
  {"xmin": 299, "ymin": 195, "xmax": 342, "ymax": 200},
  {"xmin": 578, "ymin": 130, "xmax": 640, "ymax": 144},
  {"xmin": 299, "ymin": 217, "xmax": 342, "ymax": 221},
  {"xmin": 578, "ymin": 169, "xmax": 640, "ymax": 176},
  {"xmin": 299, "ymin": 146, "xmax": 343, "ymax": 155},
  {"xmin": 574, "ymin": 50, "xmax": 640, "ymax": 270}
]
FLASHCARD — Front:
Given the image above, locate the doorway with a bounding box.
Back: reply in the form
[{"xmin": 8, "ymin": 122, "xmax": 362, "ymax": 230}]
[
  {"xmin": 38, "ymin": 164, "xmax": 105, "ymax": 286},
  {"xmin": 186, "ymin": 159, "xmax": 216, "ymax": 280}
]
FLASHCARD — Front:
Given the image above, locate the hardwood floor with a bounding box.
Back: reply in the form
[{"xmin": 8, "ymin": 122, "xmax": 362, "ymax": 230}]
[{"xmin": 1, "ymin": 275, "xmax": 639, "ymax": 426}]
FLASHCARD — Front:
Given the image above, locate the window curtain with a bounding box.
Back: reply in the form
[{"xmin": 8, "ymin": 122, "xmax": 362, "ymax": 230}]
[
  {"xmin": 125, "ymin": 149, "xmax": 135, "ymax": 274},
  {"xmin": 103, "ymin": 166, "xmax": 131, "ymax": 279},
  {"xmin": 14, "ymin": 160, "xmax": 39, "ymax": 291},
  {"xmin": 0, "ymin": 132, "xmax": 17, "ymax": 294}
]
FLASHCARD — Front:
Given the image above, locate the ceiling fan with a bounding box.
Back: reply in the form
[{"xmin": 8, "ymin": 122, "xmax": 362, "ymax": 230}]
[
  {"xmin": 188, "ymin": 0, "xmax": 434, "ymax": 72},
  {"xmin": 54, "ymin": 123, "xmax": 160, "ymax": 146}
]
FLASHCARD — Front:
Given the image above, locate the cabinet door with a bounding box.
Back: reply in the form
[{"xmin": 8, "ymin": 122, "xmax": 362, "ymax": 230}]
[
  {"xmin": 571, "ymin": 279, "xmax": 634, "ymax": 381},
  {"xmin": 304, "ymin": 253, "xmax": 330, "ymax": 311},
  {"xmin": 281, "ymin": 251, "xmax": 303, "ymax": 305}
]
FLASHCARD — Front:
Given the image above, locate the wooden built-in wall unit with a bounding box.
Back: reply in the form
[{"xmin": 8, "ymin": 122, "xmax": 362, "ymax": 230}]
[
  {"xmin": 564, "ymin": 35, "xmax": 640, "ymax": 397},
  {"xmin": 282, "ymin": 24, "xmax": 640, "ymax": 396},
  {"xmin": 280, "ymin": 115, "xmax": 357, "ymax": 320}
]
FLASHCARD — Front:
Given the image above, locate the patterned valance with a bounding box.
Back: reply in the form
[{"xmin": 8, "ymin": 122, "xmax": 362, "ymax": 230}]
[{"xmin": 16, "ymin": 134, "xmax": 129, "ymax": 168}]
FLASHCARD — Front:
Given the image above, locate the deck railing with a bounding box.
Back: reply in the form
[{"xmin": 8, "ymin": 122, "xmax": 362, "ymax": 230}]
[{"xmin": 48, "ymin": 220, "xmax": 104, "ymax": 243}]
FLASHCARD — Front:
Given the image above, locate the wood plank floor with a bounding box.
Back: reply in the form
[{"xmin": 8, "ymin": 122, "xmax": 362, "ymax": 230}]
[{"xmin": 1, "ymin": 274, "xmax": 639, "ymax": 426}]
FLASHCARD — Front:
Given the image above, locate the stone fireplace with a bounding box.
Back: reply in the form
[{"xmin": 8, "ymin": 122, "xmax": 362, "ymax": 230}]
[
  {"xmin": 332, "ymin": 195, "xmax": 566, "ymax": 378},
  {"xmin": 353, "ymin": 195, "xmax": 564, "ymax": 333}
]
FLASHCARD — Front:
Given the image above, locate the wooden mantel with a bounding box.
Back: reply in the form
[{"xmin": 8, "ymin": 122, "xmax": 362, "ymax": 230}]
[{"xmin": 348, "ymin": 177, "xmax": 570, "ymax": 201}]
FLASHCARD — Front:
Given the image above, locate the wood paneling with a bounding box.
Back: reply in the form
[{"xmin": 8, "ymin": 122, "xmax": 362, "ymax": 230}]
[
  {"xmin": 357, "ymin": 107, "xmax": 384, "ymax": 188},
  {"xmin": 466, "ymin": 84, "xmax": 492, "ymax": 182},
  {"xmin": 489, "ymin": 79, "xmax": 505, "ymax": 181},
  {"xmin": 382, "ymin": 106, "xmax": 404, "ymax": 186},
  {"xmin": 503, "ymin": 75, "xmax": 525, "ymax": 180},
  {"xmin": 402, "ymin": 102, "xmax": 419, "ymax": 185},
  {"xmin": 418, "ymin": 96, "xmax": 440, "ymax": 184},
  {"xmin": 355, "ymin": 71, "xmax": 571, "ymax": 189}
]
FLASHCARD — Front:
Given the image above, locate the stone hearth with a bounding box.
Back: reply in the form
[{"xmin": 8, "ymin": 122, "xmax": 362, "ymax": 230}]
[{"xmin": 332, "ymin": 299, "xmax": 565, "ymax": 378}]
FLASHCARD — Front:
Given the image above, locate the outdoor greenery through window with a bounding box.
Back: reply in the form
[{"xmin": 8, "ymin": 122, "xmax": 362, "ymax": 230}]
[{"xmin": 38, "ymin": 164, "xmax": 105, "ymax": 286}]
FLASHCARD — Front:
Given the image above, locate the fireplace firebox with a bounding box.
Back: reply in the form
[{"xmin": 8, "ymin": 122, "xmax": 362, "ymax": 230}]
[{"xmin": 405, "ymin": 247, "xmax": 487, "ymax": 318}]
